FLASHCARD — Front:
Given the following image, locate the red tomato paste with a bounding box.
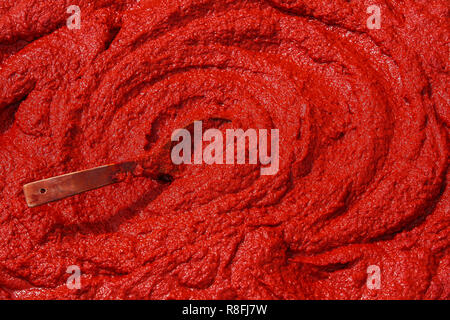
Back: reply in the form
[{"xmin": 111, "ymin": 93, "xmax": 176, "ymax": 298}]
[{"xmin": 0, "ymin": 0, "xmax": 448, "ymax": 299}]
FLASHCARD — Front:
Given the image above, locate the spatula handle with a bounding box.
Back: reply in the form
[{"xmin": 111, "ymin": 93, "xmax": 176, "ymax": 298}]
[{"xmin": 23, "ymin": 162, "xmax": 136, "ymax": 208}]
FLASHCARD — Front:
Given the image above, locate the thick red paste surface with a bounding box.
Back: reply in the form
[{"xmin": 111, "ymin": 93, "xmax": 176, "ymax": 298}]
[{"xmin": 0, "ymin": 0, "xmax": 448, "ymax": 299}]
